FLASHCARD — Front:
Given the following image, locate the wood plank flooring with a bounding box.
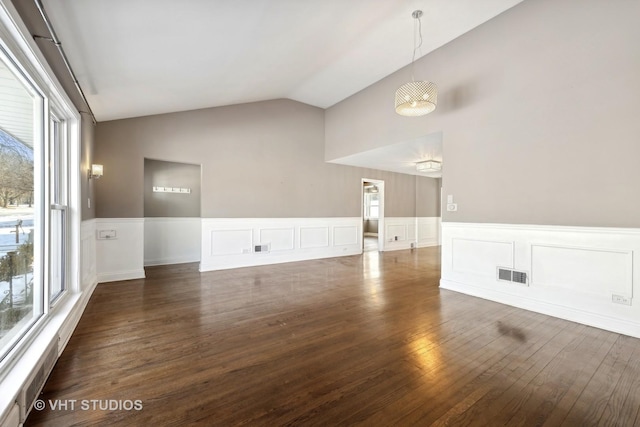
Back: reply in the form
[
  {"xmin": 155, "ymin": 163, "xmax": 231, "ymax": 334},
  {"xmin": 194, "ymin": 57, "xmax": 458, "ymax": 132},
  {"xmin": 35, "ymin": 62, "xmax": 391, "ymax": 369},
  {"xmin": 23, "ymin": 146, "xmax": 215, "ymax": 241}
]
[{"xmin": 26, "ymin": 247, "xmax": 640, "ymax": 426}]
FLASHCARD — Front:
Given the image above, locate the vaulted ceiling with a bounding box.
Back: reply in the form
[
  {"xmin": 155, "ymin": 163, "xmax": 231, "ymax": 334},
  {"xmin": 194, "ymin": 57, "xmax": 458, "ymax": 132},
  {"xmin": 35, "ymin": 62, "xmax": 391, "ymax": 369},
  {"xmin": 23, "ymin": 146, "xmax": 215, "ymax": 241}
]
[{"xmin": 41, "ymin": 0, "xmax": 523, "ymax": 122}]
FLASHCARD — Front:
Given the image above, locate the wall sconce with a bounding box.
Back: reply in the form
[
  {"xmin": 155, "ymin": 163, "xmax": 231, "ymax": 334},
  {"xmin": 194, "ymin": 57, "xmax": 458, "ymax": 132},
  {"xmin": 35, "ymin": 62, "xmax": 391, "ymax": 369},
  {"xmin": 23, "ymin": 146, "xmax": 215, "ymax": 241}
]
[{"xmin": 89, "ymin": 164, "xmax": 103, "ymax": 179}]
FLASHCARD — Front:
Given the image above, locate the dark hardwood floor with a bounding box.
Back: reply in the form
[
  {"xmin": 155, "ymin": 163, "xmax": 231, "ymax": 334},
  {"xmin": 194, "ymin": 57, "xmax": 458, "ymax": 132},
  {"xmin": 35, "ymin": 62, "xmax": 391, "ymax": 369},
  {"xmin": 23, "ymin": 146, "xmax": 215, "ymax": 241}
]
[{"xmin": 26, "ymin": 247, "xmax": 640, "ymax": 426}]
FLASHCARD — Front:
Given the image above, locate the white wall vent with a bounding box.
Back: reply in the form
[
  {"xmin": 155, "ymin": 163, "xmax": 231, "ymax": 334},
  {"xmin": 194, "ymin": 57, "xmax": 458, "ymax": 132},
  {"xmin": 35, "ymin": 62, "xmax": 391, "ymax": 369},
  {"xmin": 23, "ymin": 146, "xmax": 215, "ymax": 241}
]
[
  {"xmin": 497, "ymin": 267, "xmax": 528, "ymax": 286},
  {"xmin": 498, "ymin": 268, "xmax": 512, "ymax": 282},
  {"xmin": 19, "ymin": 334, "xmax": 59, "ymax": 422},
  {"xmin": 254, "ymin": 244, "xmax": 270, "ymax": 253},
  {"xmin": 512, "ymin": 271, "xmax": 528, "ymax": 284}
]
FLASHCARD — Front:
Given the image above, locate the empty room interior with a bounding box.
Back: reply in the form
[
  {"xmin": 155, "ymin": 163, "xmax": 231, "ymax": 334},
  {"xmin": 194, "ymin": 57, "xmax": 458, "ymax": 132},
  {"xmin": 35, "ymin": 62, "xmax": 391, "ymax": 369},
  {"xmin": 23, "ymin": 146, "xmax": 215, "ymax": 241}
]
[{"xmin": 1, "ymin": 0, "xmax": 639, "ymax": 425}]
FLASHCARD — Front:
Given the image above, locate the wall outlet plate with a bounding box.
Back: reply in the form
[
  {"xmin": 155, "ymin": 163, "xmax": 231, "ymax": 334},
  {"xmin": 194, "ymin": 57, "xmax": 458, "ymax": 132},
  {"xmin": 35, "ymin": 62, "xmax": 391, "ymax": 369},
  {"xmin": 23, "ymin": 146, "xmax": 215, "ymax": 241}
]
[
  {"xmin": 612, "ymin": 294, "xmax": 632, "ymax": 306},
  {"xmin": 97, "ymin": 229, "xmax": 116, "ymax": 240},
  {"xmin": 446, "ymin": 203, "xmax": 458, "ymax": 212}
]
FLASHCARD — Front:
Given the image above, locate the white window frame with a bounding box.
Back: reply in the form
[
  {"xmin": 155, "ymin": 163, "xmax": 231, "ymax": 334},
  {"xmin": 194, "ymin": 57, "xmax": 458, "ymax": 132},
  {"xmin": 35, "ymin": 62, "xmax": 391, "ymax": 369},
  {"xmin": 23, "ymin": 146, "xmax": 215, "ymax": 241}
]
[
  {"xmin": 364, "ymin": 192, "xmax": 380, "ymax": 220},
  {"xmin": 0, "ymin": 0, "xmax": 81, "ymax": 420}
]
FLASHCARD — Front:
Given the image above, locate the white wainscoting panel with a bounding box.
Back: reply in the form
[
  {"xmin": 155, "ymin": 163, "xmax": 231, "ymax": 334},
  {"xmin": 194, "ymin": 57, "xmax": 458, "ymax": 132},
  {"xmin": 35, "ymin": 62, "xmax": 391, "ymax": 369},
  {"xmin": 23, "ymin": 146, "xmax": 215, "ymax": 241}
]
[
  {"xmin": 54, "ymin": 219, "xmax": 100, "ymax": 356},
  {"xmin": 144, "ymin": 218, "xmax": 201, "ymax": 266},
  {"xmin": 334, "ymin": 226, "xmax": 358, "ymax": 246},
  {"xmin": 531, "ymin": 244, "xmax": 632, "ymax": 298},
  {"xmin": 452, "ymin": 238, "xmax": 514, "ymax": 277},
  {"xmin": 441, "ymin": 222, "xmax": 640, "ymax": 338},
  {"xmin": 417, "ymin": 217, "xmax": 441, "ymax": 247},
  {"xmin": 211, "ymin": 229, "xmax": 253, "ymax": 255},
  {"xmin": 300, "ymin": 226, "xmax": 329, "ymax": 249},
  {"xmin": 387, "ymin": 224, "xmax": 407, "ymax": 241},
  {"xmin": 80, "ymin": 219, "xmax": 97, "ymax": 291},
  {"xmin": 383, "ymin": 217, "xmax": 440, "ymax": 252},
  {"xmin": 260, "ymin": 228, "xmax": 295, "ymax": 251},
  {"xmin": 383, "ymin": 217, "xmax": 413, "ymax": 252},
  {"xmin": 201, "ymin": 218, "xmax": 361, "ymax": 271},
  {"xmin": 96, "ymin": 218, "xmax": 145, "ymax": 283}
]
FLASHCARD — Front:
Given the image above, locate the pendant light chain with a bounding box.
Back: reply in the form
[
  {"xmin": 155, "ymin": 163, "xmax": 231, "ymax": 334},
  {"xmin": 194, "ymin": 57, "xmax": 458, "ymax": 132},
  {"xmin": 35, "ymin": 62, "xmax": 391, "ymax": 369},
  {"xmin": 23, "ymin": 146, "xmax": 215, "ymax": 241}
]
[{"xmin": 411, "ymin": 14, "xmax": 423, "ymax": 82}]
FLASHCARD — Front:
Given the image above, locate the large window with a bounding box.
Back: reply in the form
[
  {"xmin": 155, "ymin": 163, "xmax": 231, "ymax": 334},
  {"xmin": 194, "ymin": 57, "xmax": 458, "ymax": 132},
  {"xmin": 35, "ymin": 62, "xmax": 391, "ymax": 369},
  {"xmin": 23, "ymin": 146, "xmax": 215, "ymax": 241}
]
[
  {"xmin": 0, "ymin": 24, "xmax": 75, "ymax": 365},
  {"xmin": 0, "ymin": 53, "xmax": 43, "ymax": 356}
]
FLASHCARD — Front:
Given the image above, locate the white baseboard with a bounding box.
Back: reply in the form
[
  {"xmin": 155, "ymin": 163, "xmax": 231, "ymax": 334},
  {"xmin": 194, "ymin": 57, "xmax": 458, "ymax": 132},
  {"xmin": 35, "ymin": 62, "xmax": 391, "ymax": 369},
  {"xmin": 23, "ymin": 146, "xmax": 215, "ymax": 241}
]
[
  {"xmin": 97, "ymin": 269, "xmax": 146, "ymax": 283},
  {"xmin": 58, "ymin": 276, "xmax": 98, "ymax": 352},
  {"xmin": 440, "ymin": 278, "xmax": 640, "ymax": 339},
  {"xmin": 144, "ymin": 256, "xmax": 200, "ymax": 267},
  {"xmin": 441, "ymin": 222, "xmax": 640, "ymax": 338}
]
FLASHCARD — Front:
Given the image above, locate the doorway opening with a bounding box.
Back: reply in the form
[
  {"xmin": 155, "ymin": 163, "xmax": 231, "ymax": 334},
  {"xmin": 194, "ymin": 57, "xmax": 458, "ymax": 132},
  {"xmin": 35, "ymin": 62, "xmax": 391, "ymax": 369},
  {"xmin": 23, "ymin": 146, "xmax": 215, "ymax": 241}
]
[
  {"xmin": 143, "ymin": 158, "xmax": 202, "ymax": 267},
  {"xmin": 362, "ymin": 179, "xmax": 384, "ymax": 252}
]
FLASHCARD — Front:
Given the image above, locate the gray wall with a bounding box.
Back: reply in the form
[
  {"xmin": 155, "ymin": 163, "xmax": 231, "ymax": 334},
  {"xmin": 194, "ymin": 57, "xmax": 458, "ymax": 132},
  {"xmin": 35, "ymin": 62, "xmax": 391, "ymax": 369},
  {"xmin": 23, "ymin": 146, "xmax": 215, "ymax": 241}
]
[
  {"xmin": 144, "ymin": 159, "xmax": 201, "ymax": 217},
  {"xmin": 95, "ymin": 99, "xmax": 419, "ymax": 219},
  {"xmin": 326, "ymin": 0, "xmax": 640, "ymax": 228},
  {"xmin": 416, "ymin": 177, "xmax": 440, "ymax": 218}
]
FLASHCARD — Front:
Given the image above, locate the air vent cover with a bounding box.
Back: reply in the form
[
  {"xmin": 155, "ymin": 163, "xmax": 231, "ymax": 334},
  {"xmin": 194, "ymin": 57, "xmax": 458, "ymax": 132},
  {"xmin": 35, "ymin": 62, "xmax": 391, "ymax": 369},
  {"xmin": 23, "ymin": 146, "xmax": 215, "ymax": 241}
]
[
  {"xmin": 497, "ymin": 267, "xmax": 528, "ymax": 286},
  {"xmin": 498, "ymin": 268, "xmax": 512, "ymax": 281},
  {"xmin": 512, "ymin": 271, "xmax": 528, "ymax": 284},
  {"xmin": 20, "ymin": 335, "xmax": 59, "ymax": 421}
]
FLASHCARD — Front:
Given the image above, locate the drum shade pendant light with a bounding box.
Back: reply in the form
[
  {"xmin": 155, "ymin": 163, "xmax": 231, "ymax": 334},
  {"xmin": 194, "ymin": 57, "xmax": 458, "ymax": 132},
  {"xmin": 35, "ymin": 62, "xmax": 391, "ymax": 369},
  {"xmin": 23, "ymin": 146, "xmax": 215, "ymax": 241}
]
[{"xmin": 395, "ymin": 10, "xmax": 437, "ymax": 116}]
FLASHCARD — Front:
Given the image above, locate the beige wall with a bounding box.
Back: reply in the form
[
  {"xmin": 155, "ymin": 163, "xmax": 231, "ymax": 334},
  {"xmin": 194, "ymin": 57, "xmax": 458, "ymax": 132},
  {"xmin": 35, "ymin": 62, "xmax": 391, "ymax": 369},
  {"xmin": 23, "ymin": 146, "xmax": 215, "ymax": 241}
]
[
  {"xmin": 417, "ymin": 177, "xmax": 440, "ymax": 218},
  {"xmin": 95, "ymin": 99, "xmax": 420, "ymax": 219},
  {"xmin": 326, "ymin": 0, "xmax": 640, "ymax": 228}
]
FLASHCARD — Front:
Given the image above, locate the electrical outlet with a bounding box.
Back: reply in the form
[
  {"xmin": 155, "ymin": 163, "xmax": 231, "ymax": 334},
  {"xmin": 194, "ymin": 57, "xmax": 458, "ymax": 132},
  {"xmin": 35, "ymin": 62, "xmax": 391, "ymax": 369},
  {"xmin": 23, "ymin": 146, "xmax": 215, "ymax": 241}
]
[
  {"xmin": 97, "ymin": 229, "xmax": 116, "ymax": 240},
  {"xmin": 612, "ymin": 294, "xmax": 632, "ymax": 306}
]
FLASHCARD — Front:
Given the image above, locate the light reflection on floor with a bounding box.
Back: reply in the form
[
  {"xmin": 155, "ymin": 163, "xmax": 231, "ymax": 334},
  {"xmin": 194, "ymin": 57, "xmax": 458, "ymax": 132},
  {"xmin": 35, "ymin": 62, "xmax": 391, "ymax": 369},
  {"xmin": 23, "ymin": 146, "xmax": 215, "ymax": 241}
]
[
  {"xmin": 363, "ymin": 250, "xmax": 384, "ymax": 308},
  {"xmin": 410, "ymin": 335, "xmax": 444, "ymax": 379}
]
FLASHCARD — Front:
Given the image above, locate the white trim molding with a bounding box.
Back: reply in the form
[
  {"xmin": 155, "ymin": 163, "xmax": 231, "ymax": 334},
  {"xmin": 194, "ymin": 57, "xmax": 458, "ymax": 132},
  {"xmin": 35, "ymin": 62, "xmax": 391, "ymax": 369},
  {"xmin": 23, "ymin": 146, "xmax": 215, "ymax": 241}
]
[
  {"xmin": 80, "ymin": 219, "xmax": 97, "ymax": 291},
  {"xmin": 200, "ymin": 217, "xmax": 362, "ymax": 271},
  {"xmin": 440, "ymin": 222, "xmax": 640, "ymax": 338}
]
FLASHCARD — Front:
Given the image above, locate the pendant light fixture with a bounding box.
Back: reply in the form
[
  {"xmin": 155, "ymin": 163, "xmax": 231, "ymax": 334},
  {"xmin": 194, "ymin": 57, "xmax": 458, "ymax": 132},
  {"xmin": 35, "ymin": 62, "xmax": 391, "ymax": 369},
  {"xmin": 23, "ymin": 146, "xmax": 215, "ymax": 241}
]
[{"xmin": 395, "ymin": 10, "xmax": 437, "ymax": 117}]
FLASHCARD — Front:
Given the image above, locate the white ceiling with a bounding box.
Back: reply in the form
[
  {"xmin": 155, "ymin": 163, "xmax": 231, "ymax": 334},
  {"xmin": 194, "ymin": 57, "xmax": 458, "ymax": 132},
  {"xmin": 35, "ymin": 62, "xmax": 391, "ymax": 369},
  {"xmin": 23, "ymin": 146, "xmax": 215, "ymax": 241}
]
[
  {"xmin": 330, "ymin": 132, "xmax": 443, "ymax": 178},
  {"xmin": 42, "ymin": 0, "xmax": 523, "ymax": 122}
]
